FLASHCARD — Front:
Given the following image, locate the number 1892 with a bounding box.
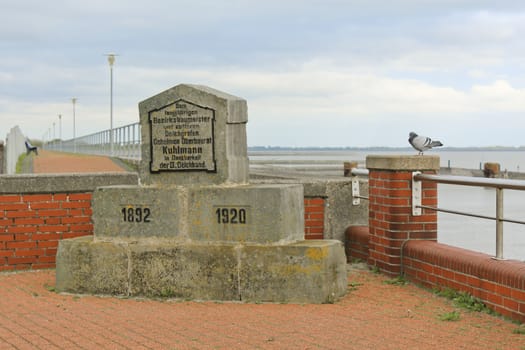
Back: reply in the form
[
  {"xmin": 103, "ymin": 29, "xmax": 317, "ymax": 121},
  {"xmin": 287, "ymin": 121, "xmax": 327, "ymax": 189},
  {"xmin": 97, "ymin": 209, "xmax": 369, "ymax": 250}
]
[{"xmin": 121, "ymin": 207, "xmax": 151, "ymax": 223}]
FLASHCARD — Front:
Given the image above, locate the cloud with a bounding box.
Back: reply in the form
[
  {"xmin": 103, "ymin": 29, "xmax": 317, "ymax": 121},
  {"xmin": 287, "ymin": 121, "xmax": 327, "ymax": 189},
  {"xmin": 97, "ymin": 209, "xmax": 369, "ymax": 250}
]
[
  {"xmin": 8, "ymin": 58, "xmax": 525, "ymax": 146},
  {"xmin": 471, "ymin": 80, "xmax": 525, "ymax": 111},
  {"xmin": 2, "ymin": 1, "xmax": 525, "ymax": 147},
  {"xmin": 436, "ymin": 11, "xmax": 525, "ymax": 44}
]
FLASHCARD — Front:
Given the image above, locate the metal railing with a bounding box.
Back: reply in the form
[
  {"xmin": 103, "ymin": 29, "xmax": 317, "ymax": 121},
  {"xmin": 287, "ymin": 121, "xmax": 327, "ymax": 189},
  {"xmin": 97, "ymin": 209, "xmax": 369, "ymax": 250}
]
[
  {"xmin": 351, "ymin": 168, "xmax": 525, "ymax": 260},
  {"xmin": 45, "ymin": 122, "xmax": 141, "ymax": 160}
]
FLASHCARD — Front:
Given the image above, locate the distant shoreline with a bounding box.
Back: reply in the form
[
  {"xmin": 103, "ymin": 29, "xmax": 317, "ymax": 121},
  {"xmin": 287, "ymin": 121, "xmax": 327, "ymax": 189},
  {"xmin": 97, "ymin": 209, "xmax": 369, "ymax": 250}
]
[{"xmin": 248, "ymin": 146, "xmax": 525, "ymax": 152}]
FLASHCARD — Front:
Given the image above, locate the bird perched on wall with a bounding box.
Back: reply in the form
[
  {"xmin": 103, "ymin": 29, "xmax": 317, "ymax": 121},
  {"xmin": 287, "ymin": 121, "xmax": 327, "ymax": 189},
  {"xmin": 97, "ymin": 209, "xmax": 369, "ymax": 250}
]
[{"xmin": 408, "ymin": 132, "xmax": 443, "ymax": 155}]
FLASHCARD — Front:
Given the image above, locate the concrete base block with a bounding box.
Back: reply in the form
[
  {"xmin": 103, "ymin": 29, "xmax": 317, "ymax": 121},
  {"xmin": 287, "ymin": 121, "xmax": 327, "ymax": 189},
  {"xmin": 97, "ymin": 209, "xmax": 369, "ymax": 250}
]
[
  {"xmin": 56, "ymin": 237, "xmax": 347, "ymax": 303},
  {"xmin": 93, "ymin": 185, "xmax": 185, "ymax": 239},
  {"xmin": 93, "ymin": 184, "xmax": 304, "ymax": 243},
  {"xmin": 129, "ymin": 243, "xmax": 240, "ymax": 300},
  {"xmin": 188, "ymin": 184, "xmax": 304, "ymax": 243},
  {"xmin": 55, "ymin": 237, "xmax": 129, "ymax": 295},
  {"xmin": 239, "ymin": 240, "xmax": 348, "ymax": 303}
]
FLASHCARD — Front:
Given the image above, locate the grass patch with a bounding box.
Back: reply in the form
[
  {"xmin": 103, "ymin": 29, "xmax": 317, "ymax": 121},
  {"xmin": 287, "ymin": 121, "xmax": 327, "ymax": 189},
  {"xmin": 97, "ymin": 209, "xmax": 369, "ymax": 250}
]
[
  {"xmin": 439, "ymin": 310, "xmax": 461, "ymax": 322},
  {"xmin": 454, "ymin": 292, "xmax": 488, "ymax": 312},
  {"xmin": 434, "ymin": 287, "xmax": 492, "ymax": 314},
  {"xmin": 44, "ymin": 284, "xmax": 56, "ymax": 293},
  {"xmin": 383, "ymin": 276, "xmax": 408, "ymax": 286},
  {"xmin": 15, "ymin": 153, "xmax": 28, "ymax": 174},
  {"xmin": 348, "ymin": 281, "xmax": 363, "ymax": 291},
  {"xmin": 159, "ymin": 287, "xmax": 176, "ymax": 298},
  {"xmin": 512, "ymin": 325, "xmax": 525, "ymax": 335}
]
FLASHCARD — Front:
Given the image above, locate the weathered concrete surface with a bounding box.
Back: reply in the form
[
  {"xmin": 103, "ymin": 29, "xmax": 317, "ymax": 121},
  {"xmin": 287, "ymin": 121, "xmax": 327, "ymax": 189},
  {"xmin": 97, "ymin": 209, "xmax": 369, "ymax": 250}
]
[
  {"xmin": 56, "ymin": 237, "xmax": 129, "ymax": 295},
  {"xmin": 0, "ymin": 172, "xmax": 138, "ymax": 193},
  {"xmin": 93, "ymin": 185, "xmax": 185, "ymax": 239},
  {"xmin": 366, "ymin": 155, "xmax": 440, "ymax": 171},
  {"xmin": 129, "ymin": 242, "xmax": 239, "ymax": 300},
  {"xmin": 188, "ymin": 184, "xmax": 304, "ymax": 243},
  {"xmin": 93, "ymin": 183, "xmax": 304, "ymax": 243},
  {"xmin": 138, "ymin": 84, "xmax": 249, "ymax": 186},
  {"xmin": 239, "ymin": 240, "xmax": 348, "ymax": 303},
  {"xmin": 0, "ymin": 141, "xmax": 4, "ymax": 174},
  {"xmin": 56, "ymin": 237, "xmax": 347, "ymax": 303},
  {"xmin": 250, "ymin": 177, "xmax": 368, "ymax": 242}
]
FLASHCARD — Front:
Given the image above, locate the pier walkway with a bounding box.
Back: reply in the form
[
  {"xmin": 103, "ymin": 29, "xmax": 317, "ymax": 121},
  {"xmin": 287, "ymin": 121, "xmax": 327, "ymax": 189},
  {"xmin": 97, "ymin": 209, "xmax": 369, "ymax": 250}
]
[
  {"xmin": 30, "ymin": 150, "xmax": 130, "ymax": 174},
  {"xmin": 1, "ymin": 150, "xmax": 522, "ymax": 349}
]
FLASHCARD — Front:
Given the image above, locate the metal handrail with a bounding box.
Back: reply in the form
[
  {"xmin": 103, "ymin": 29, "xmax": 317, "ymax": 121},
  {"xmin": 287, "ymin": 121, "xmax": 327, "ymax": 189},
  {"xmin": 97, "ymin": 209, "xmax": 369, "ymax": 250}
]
[
  {"xmin": 351, "ymin": 168, "xmax": 370, "ymax": 177},
  {"xmin": 413, "ymin": 173, "xmax": 525, "ymax": 260},
  {"xmin": 351, "ymin": 168, "xmax": 525, "ymax": 260},
  {"xmin": 414, "ymin": 173, "xmax": 525, "ymax": 191}
]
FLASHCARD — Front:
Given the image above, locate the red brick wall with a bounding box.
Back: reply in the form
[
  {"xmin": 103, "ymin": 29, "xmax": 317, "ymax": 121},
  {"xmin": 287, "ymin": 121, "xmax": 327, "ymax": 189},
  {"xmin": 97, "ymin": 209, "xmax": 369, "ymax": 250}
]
[
  {"xmin": 345, "ymin": 225, "xmax": 369, "ymax": 262},
  {"xmin": 345, "ymin": 230, "xmax": 525, "ymax": 322},
  {"xmin": 0, "ymin": 193, "xmax": 93, "ymax": 271},
  {"xmin": 304, "ymin": 197, "xmax": 325, "ymax": 240},
  {"xmin": 403, "ymin": 240, "xmax": 525, "ymax": 322}
]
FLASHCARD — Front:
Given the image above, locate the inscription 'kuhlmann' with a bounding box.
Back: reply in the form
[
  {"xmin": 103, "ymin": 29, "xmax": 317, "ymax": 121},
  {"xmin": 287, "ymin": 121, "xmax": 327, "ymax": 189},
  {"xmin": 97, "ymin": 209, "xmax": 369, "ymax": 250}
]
[{"xmin": 162, "ymin": 145, "xmax": 203, "ymax": 154}]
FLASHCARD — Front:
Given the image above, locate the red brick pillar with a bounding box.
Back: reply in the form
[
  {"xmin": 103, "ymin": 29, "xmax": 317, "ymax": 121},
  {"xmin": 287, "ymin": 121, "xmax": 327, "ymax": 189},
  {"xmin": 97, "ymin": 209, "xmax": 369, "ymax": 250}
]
[{"xmin": 366, "ymin": 155, "xmax": 439, "ymax": 276}]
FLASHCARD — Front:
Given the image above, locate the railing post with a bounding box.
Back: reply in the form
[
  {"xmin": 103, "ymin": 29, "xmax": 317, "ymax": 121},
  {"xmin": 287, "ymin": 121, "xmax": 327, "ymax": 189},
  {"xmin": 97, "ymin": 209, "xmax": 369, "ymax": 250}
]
[
  {"xmin": 496, "ymin": 188, "xmax": 504, "ymax": 259},
  {"xmin": 366, "ymin": 155, "xmax": 440, "ymax": 276}
]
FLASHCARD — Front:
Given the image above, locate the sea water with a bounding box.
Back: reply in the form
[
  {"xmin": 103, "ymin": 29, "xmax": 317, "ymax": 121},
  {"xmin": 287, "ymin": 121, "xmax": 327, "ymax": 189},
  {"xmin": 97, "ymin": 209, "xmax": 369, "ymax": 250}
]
[{"xmin": 249, "ymin": 149, "xmax": 525, "ymax": 260}]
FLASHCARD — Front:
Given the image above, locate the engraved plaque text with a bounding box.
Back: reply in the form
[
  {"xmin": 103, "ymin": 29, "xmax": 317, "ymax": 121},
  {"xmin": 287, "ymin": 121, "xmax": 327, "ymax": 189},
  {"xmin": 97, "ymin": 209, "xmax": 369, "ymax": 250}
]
[{"xmin": 149, "ymin": 99, "xmax": 215, "ymax": 172}]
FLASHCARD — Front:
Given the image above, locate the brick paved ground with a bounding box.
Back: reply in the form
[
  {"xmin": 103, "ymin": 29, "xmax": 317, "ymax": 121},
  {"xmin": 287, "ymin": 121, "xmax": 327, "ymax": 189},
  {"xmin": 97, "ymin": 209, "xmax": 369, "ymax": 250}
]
[
  {"xmin": 0, "ymin": 266, "xmax": 524, "ymax": 349},
  {"xmin": 6, "ymin": 150, "xmax": 523, "ymax": 349},
  {"xmin": 32, "ymin": 150, "xmax": 129, "ymax": 173}
]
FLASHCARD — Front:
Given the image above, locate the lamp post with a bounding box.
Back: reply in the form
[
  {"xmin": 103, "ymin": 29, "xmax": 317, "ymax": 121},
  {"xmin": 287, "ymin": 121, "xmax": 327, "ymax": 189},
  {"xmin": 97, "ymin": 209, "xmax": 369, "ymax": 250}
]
[
  {"xmin": 72, "ymin": 97, "xmax": 77, "ymax": 153},
  {"xmin": 107, "ymin": 53, "xmax": 116, "ymax": 156},
  {"xmin": 58, "ymin": 114, "xmax": 62, "ymax": 151},
  {"xmin": 58, "ymin": 114, "xmax": 62, "ymax": 140}
]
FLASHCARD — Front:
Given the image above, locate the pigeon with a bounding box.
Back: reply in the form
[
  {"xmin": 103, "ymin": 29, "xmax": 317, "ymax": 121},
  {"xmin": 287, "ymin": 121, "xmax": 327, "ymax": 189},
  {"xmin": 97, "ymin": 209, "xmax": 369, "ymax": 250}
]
[{"xmin": 408, "ymin": 132, "xmax": 443, "ymax": 155}]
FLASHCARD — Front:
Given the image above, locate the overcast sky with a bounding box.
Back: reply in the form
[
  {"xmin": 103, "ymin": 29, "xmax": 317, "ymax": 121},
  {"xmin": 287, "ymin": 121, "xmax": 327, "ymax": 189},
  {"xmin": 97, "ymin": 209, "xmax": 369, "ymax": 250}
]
[{"xmin": 1, "ymin": 0, "xmax": 525, "ymax": 147}]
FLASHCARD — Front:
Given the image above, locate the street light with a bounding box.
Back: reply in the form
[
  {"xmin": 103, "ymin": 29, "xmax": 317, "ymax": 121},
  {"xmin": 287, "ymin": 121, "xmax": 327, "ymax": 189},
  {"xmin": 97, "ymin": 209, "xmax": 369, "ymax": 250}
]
[
  {"xmin": 58, "ymin": 114, "xmax": 62, "ymax": 140},
  {"xmin": 106, "ymin": 53, "xmax": 117, "ymax": 156},
  {"xmin": 72, "ymin": 97, "xmax": 77, "ymax": 153},
  {"xmin": 58, "ymin": 114, "xmax": 62, "ymax": 151}
]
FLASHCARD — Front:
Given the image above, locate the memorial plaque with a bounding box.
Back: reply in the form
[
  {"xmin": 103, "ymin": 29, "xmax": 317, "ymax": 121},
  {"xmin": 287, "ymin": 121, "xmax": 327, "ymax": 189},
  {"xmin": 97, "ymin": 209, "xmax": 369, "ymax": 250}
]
[
  {"xmin": 149, "ymin": 99, "xmax": 216, "ymax": 173},
  {"xmin": 139, "ymin": 84, "xmax": 249, "ymax": 185},
  {"xmin": 58, "ymin": 84, "xmax": 347, "ymax": 304}
]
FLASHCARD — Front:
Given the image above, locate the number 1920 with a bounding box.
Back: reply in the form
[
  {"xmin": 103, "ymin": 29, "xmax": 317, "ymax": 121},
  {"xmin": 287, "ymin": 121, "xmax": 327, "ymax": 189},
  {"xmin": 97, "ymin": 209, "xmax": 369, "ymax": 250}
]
[{"xmin": 215, "ymin": 207, "xmax": 247, "ymax": 224}]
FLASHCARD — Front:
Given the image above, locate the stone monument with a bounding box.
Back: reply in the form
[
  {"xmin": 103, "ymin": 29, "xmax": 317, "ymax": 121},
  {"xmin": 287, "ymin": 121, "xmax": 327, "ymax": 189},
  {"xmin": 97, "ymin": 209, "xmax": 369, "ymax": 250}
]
[{"xmin": 56, "ymin": 84, "xmax": 347, "ymax": 303}]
